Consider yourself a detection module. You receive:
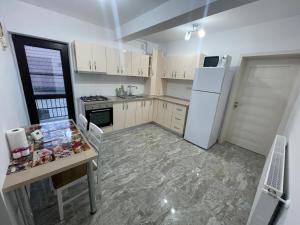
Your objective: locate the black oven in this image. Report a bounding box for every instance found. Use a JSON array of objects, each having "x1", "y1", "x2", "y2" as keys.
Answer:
[{"x1": 85, "y1": 103, "x2": 113, "y2": 129}]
